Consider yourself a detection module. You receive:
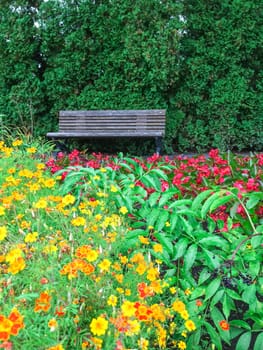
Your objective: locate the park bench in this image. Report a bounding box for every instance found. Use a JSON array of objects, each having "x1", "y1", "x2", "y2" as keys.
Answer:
[{"x1": 46, "y1": 109, "x2": 166, "y2": 154}]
